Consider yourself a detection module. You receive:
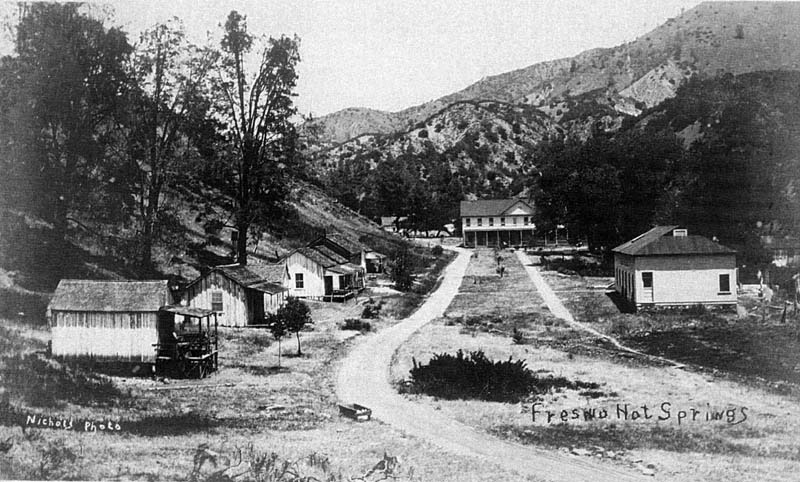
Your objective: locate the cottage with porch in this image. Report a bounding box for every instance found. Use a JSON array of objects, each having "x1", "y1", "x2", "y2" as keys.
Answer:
[
  {"x1": 460, "y1": 199, "x2": 536, "y2": 248},
  {"x1": 284, "y1": 235, "x2": 366, "y2": 301},
  {"x1": 184, "y1": 263, "x2": 288, "y2": 327},
  {"x1": 48, "y1": 280, "x2": 173, "y2": 362},
  {"x1": 613, "y1": 226, "x2": 737, "y2": 310}
]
